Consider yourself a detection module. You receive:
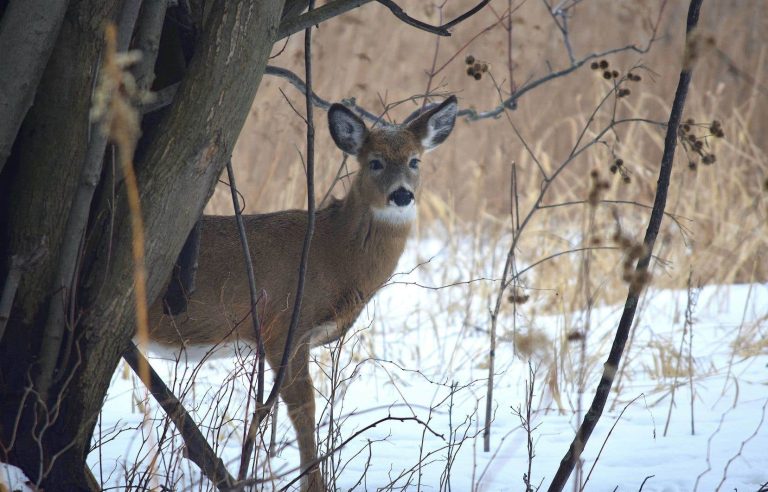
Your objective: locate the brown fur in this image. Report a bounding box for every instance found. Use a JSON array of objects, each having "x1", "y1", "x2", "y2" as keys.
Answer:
[{"x1": 145, "y1": 98, "x2": 457, "y2": 491}]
